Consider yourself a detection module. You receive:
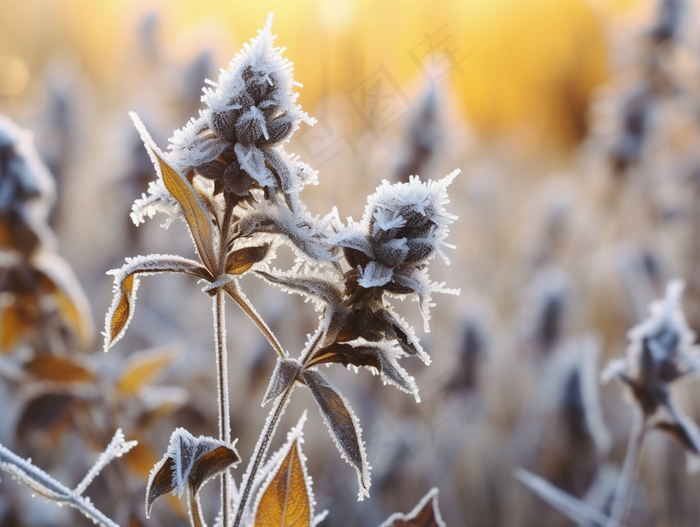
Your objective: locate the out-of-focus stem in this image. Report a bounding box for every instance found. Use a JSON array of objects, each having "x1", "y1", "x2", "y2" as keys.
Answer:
[
  {"x1": 214, "y1": 289, "x2": 231, "y2": 527},
  {"x1": 606, "y1": 413, "x2": 646, "y2": 527},
  {"x1": 0, "y1": 443, "x2": 119, "y2": 527}
]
